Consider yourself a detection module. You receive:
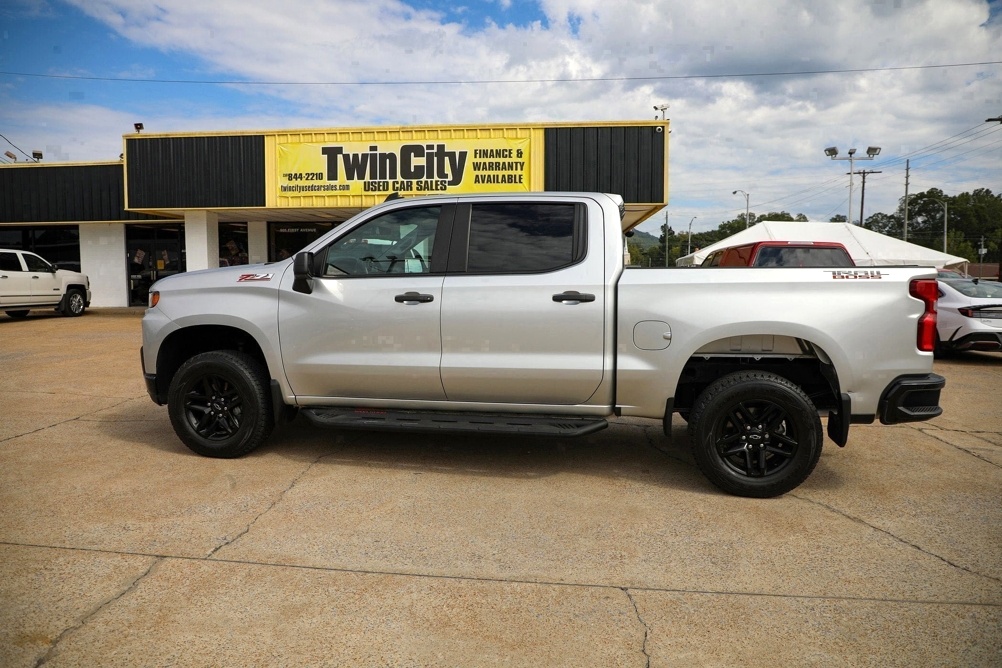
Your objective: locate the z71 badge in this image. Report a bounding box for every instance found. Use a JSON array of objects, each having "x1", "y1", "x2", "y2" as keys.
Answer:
[
  {"x1": 828, "y1": 270, "x2": 886, "y2": 280},
  {"x1": 237, "y1": 273, "x2": 274, "y2": 282}
]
